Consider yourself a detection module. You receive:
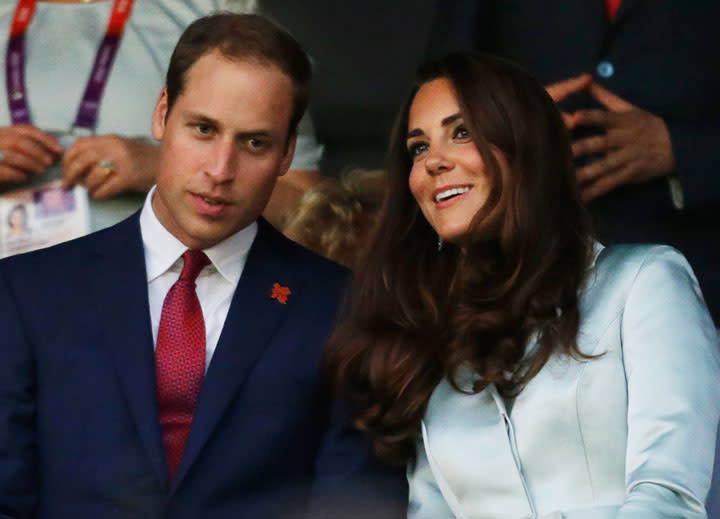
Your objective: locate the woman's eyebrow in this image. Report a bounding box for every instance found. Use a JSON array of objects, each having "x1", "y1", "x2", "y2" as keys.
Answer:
[
  {"x1": 407, "y1": 113, "x2": 463, "y2": 140},
  {"x1": 441, "y1": 113, "x2": 462, "y2": 126}
]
